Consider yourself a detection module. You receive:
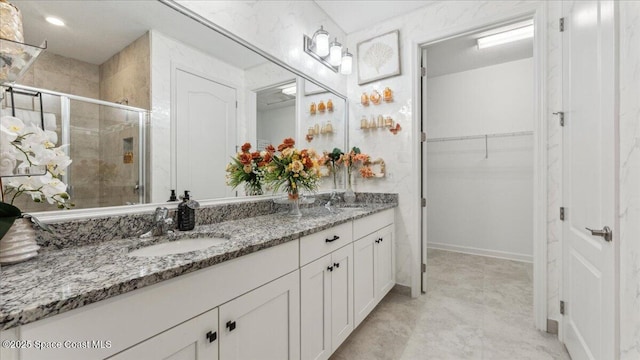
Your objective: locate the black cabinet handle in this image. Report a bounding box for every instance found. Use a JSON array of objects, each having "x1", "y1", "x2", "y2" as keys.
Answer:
[
  {"x1": 379, "y1": 237, "x2": 383, "y2": 242},
  {"x1": 327, "y1": 265, "x2": 334, "y2": 272},
  {"x1": 333, "y1": 262, "x2": 340, "y2": 268},
  {"x1": 325, "y1": 235, "x2": 340, "y2": 243},
  {"x1": 226, "y1": 321, "x2": 236, "y2": 331},
  {"x1": 206, "y1": 330, "x2": 217, "y2": 343}
]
